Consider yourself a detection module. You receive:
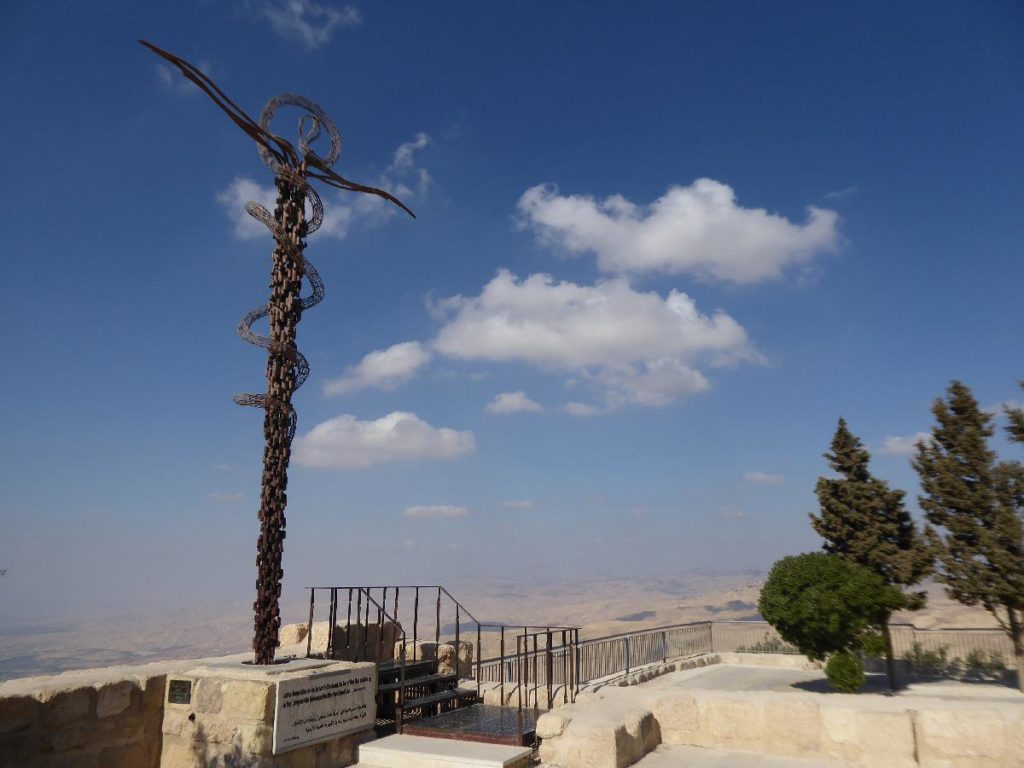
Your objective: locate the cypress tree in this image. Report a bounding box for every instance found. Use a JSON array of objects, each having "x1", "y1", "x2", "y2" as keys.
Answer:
[
  {"x1": 914, "y1": 381, "x2": 1024, "y2": 691},
  {"x1": 811, "y1": 417, "x2": 931, "y2": 688},
  {"x1": 1006, "y1": 381, "x2": 1024, "y2": 445}
]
